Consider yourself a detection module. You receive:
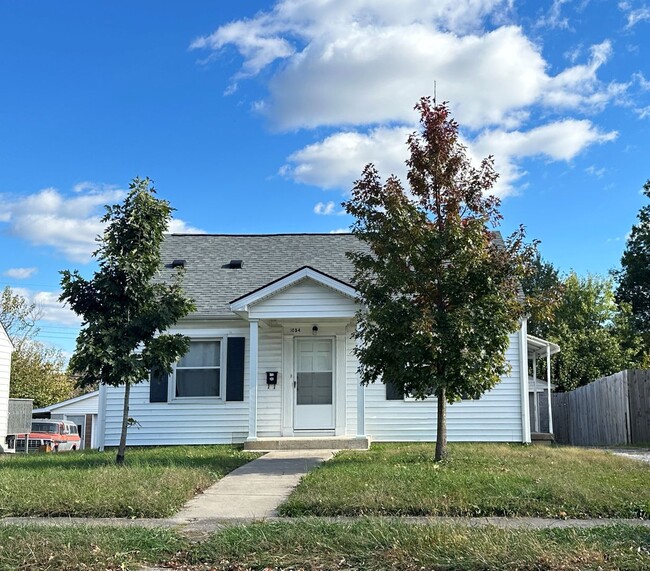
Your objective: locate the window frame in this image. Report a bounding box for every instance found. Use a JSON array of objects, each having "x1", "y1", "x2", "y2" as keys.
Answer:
[{"x1": 171, "y1": 337, "x2": 226, "y2": 402}]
